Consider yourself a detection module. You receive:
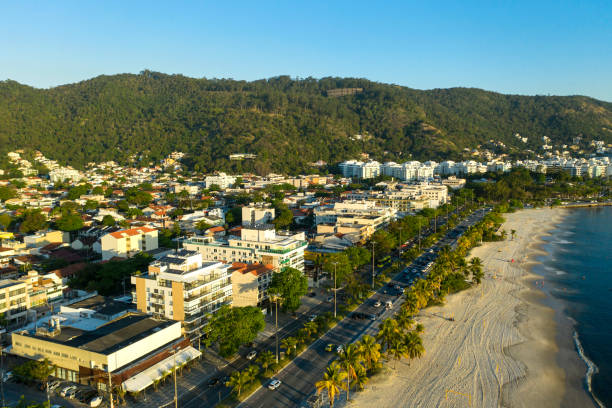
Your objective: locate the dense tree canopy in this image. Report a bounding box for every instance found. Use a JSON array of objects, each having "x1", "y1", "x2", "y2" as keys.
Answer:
[
  {"x1": 203, "y1": 305, "x2": 265, "y2": 357},
  {"x1": 268, "y1": 267, "x2": 309, "y2": 312},
  {"x1": 1, "y1": 73, "x2": 610, "y2": 174}
]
